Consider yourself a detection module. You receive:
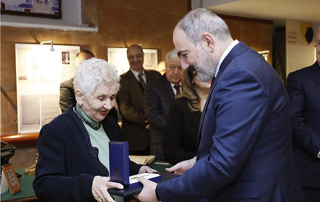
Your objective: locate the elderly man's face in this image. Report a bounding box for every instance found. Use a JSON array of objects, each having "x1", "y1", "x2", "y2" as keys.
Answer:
[
  {"x1": 80, "y1": 81, "x2": 118, "y2": 122},
  {"x1": 173, "y1": 28, "x2": 217, "y2": 82},
  {"x1": 165, "y1": 57, "x2": 183, "y2": 85},
  {"x1": 127, "y1": 46, "x2": 144, "y2": 72},
  {"x1": 317, "y1": 31, "x2": 320, "y2": 65}
]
